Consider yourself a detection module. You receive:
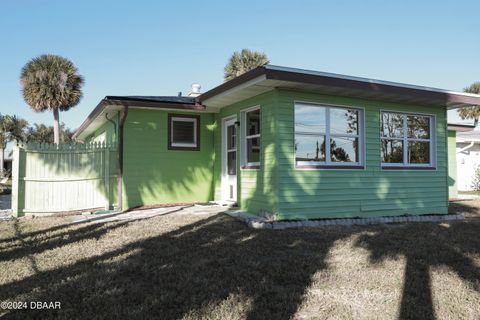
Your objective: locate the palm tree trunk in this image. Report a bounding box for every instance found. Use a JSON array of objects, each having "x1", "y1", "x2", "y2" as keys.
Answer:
[
  {"x1": 0, "y1": 148, "x2": 5, "y2": 176},
  {"x1": 53, "y1": 108, "x2": 60, "y2": 144},
  {"x1": 0, "y1": 148, "x2": 4, "y2": 175}
]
